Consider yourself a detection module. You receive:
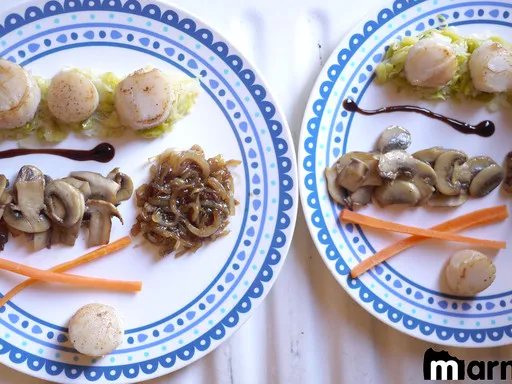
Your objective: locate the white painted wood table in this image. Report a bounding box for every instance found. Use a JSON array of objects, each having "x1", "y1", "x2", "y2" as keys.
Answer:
[{"x1": 2, "y1": 0, "x2": 512, "y2": 383}]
